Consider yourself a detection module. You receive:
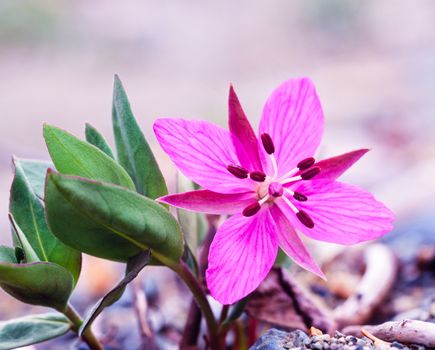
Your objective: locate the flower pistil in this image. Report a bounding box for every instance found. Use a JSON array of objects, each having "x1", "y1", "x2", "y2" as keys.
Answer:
[{"x1": 227, "y1": 132, "x2": 319, "y2": 228}]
